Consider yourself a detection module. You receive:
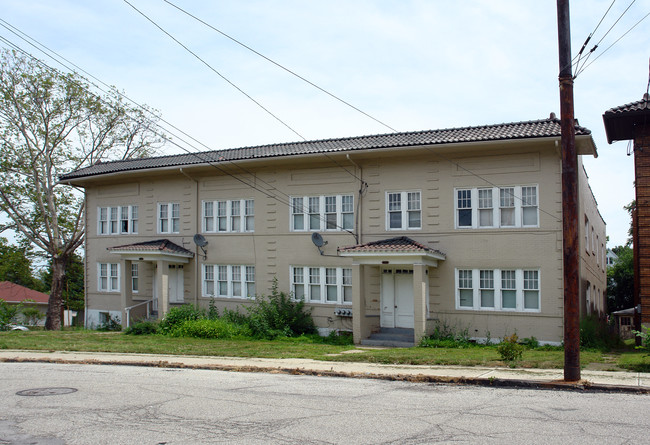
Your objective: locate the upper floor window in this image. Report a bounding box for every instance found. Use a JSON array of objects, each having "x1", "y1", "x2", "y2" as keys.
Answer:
[
  {"x1": 455, "y1": 186, "x2": 538, "y2": 229},
  {"x1": 456, "y1": 268, "x2": 540, "y2": 312},
  {"x1": 203, "y1": 199, "x2": 254, "y2": 233},
  {"x1": 291, "y1": 266, "x2": 352, "y2": 304},
  {"x1": 98, "y1": 206, "x2": 138, "y2": 235},
  {"x1": 291, "y1": 195, "x2": 354, "y2": 232},
  {"x1": 386, "y1": 191, "x2": 421, "y2": 230},
  {"x1": 98, "y1": 263, "x2": 120, "y2": 292},
  {"x1": 158, "y1": 203, "x2": 180, "y2": 234}
]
